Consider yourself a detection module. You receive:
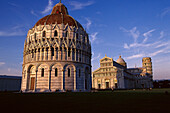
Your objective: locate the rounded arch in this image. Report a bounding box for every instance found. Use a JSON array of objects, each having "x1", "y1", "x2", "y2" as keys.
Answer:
[
  {"x1": 63, "y1": 64, "x2": 76, "y2": 71},
  {"x1": 36, "y1": 63, "x2": 50, "y2": 71},
  {"x1": 54, "y1": 30, "x2": 58, "y2": 37},
  {"x1": 50, "y1": 63, "x2": 63, "y2": 71},
  {"x1": 26, "y1": 64, "x2": 36, "y2": 91},
  {"x1": 63, "y1": 64, "x2": 76, "y2": 90}
]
